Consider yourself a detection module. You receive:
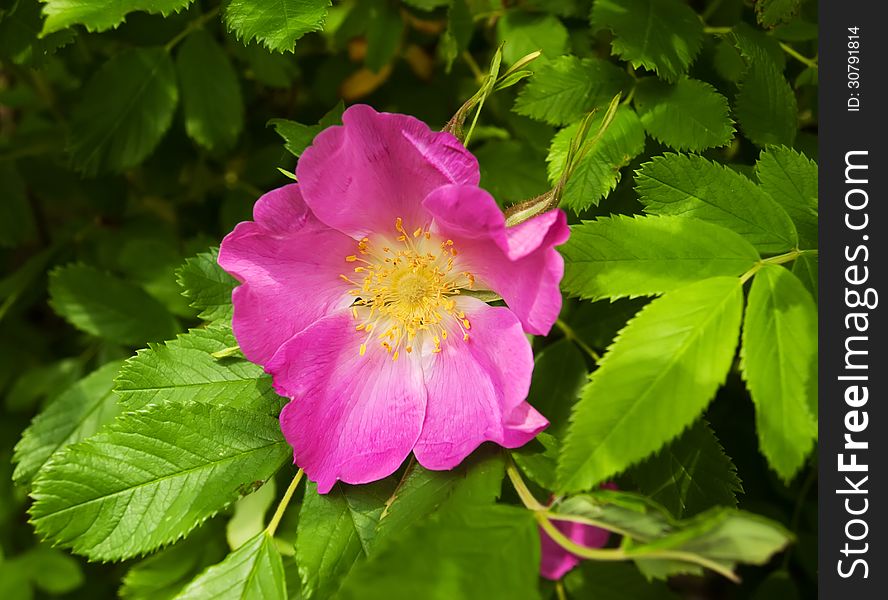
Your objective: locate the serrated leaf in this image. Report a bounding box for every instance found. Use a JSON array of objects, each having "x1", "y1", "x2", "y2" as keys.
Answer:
[
  {"x1": 591, "y1": 0, "x2": 703, "y2": 82},
  {"x1": 68, "y1": 47, "x2": 178, "y2": 174},
  {"x1": 633, "y1": 77, "x2": 734, "y2": 151},
  {"x1": 547, "y1": 107, "x2": 646, "y2": 212},
  {"x1": 755, "y1": 146, "x2": 818, "y2": 249},
  {"x1": 558, "y1": 277, "x2": 744, "y2": 492},
  {"x1": 176, "y1": 30, "x2": 244, "y2": 151},
  {"x1": 13, "y1": 360, "x2": 124, "y2": 486},
  {"x1": 514, "y1": 55, "x2": 632, "y2": 126},
  {"x1": 120, "y1": 523, "x2": 227, "y2": 600},
  {"x1": 561, "y1": 215, "x2": 760, "y2": 301},
  {"x1": 175, "y1": 532, "x2": 286, "y2": 600},
  {"x1": 632, "y1": 419, "x2": 743, "y2": 517},
  {"x1": 496, "y1": 11, "x2": 568, "y2": 64},
  {"x1": 114, "y1": 324, "x2": 282, "y2": 413},
  {"x1": 755, "y1": 0, "x2": 800, "y2": 28},
  {"x1": 734, "y1": 45, "x2": 797, "y2": 147},
  {"x1": 29, "y1": 402, "x2": 290, "y2": 560},
  {"x1": 48, "y1": 264, "x2": 178, "y2": 345},
  {"x1": 635, "y1": 153, "x2": 798, "y2": 253},
  {"x1": 175, "y1": 249, "x2": 236, "y2": 321},
  {"x1": 223, "y1": 0, "x2": 330, "y2": 53},
  {"x1": 39, "y1": 0, "x2": 193, "y2": 35},
  {"x1": 740, "y1": 265, "x2": 817, "y2": 482},
  {"x1": 337, "y1": 505, "x2": 540, "y2": 600},
  {"x1": 269, "y1": 101, "x2": 345, "y2": 157},
  {"x1": 295, "y1": 479, "x2": 396, "y2": 599}
]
